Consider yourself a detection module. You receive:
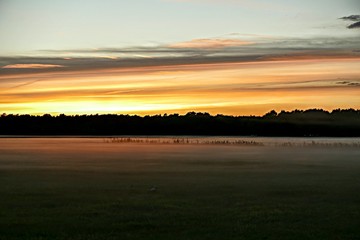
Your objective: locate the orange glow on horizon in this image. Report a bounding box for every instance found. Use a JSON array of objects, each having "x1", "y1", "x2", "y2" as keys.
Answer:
[{"x1": 1, "y1": 58, "x2": 359, "y2": 116}]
